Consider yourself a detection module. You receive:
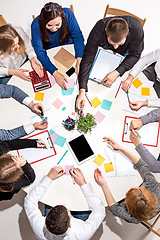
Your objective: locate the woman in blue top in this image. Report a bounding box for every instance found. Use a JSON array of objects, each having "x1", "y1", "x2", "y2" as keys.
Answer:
[{"x1": 31, "y1": 2, "x2": 85, "y2": 89}]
